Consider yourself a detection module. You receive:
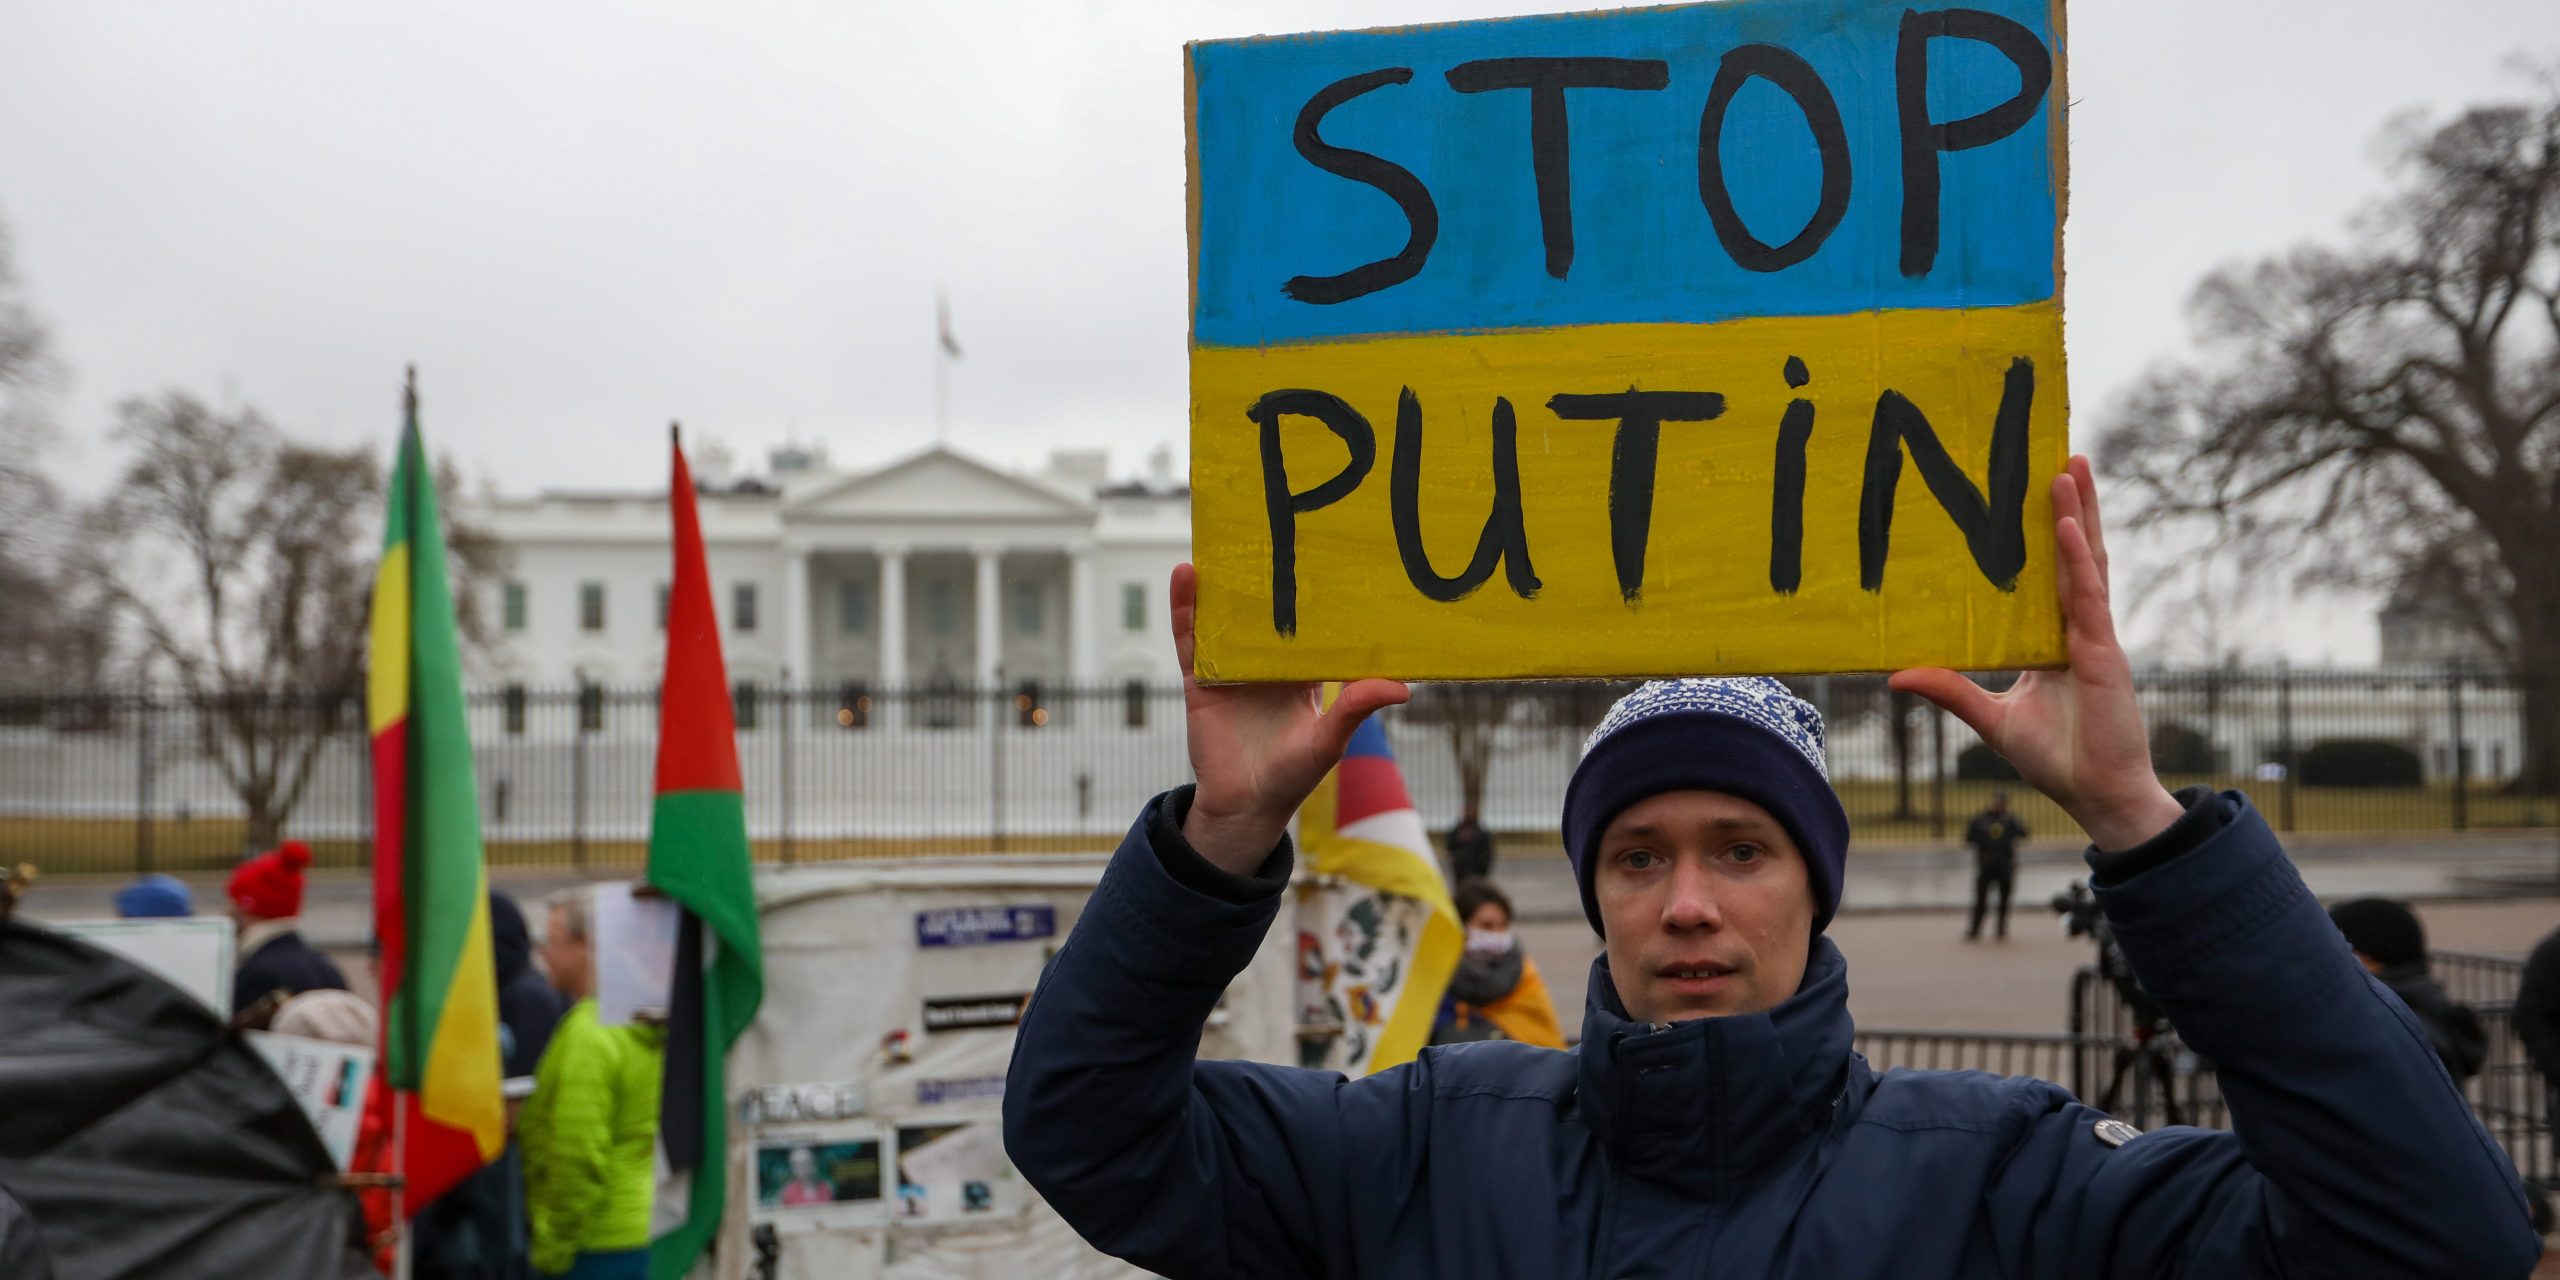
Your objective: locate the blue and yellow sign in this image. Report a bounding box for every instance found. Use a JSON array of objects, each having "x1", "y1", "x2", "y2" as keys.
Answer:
[{"x1": 1185, "y1": 0, "x2": 2069, "y2": 681}]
